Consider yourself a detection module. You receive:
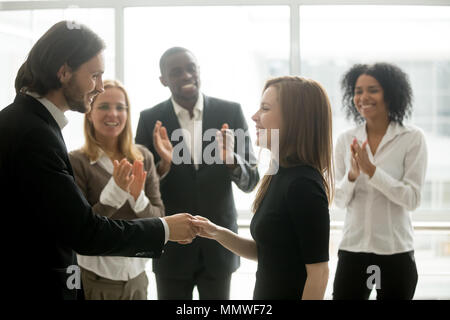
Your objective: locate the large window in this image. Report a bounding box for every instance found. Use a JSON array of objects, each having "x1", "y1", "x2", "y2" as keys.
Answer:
[
  {"x1": 124, "y1": 6, "x2": 290, "y2": 213},
  {"x1": 299, "y1": 5, "x2": 450, "y2": 221},
  {"x1": 1, "y1": 1, "x2": 449, "y2": 221},
  {"x1": 1, "y1": 0, "x2": 449, "y2": 301},
  {"x1": 0, "y1": 7, "x2": 115, "y2": 151}
]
